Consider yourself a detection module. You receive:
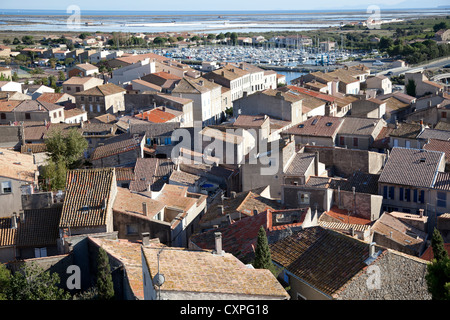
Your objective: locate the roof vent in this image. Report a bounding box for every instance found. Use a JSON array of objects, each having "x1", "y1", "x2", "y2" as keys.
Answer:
[
  {"x1": 326, "y1": 122, "x2": 332, "y2": 126},
  {"x1": 420, "y1": 158, "x2": 426, "y2": 163}
]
